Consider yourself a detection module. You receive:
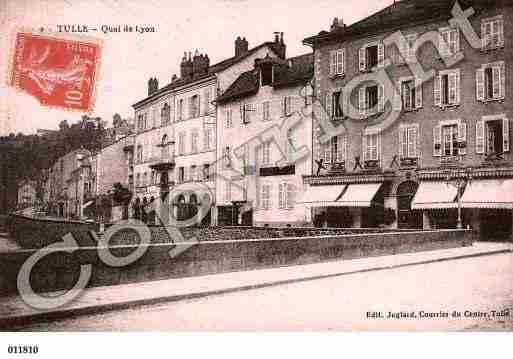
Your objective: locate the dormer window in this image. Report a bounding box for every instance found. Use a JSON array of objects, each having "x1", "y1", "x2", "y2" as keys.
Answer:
[{"x1": 261, "y1": 63, "x2": 273, "y2": 86}]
